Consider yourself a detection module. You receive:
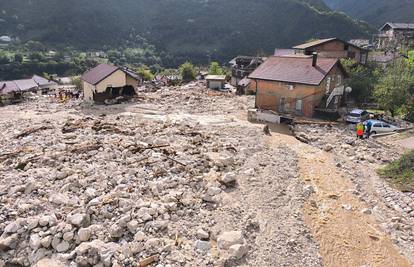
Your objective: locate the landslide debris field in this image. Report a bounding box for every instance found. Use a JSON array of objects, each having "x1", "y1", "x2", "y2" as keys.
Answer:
[{"x1": 0, "y1": 83, "x2": 413, "y2": 267}]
